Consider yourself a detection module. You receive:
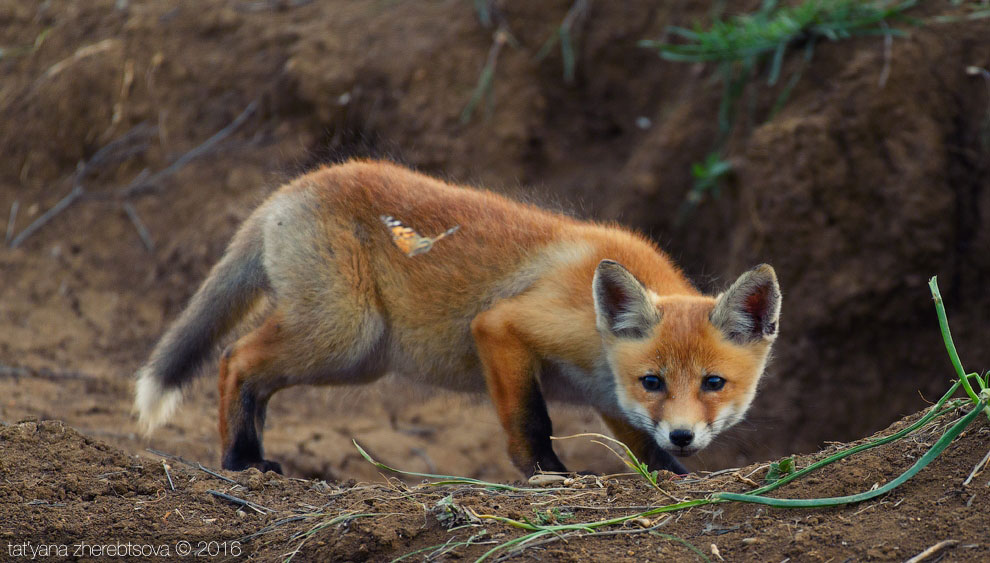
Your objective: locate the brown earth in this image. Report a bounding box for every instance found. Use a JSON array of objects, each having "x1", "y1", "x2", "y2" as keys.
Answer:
[
  {"x1": 1, "y1": 0, "x2": 989, "y2": 560},
  {"x1": 2, "y1": 405, "x2": 988, "y2": 561}
]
